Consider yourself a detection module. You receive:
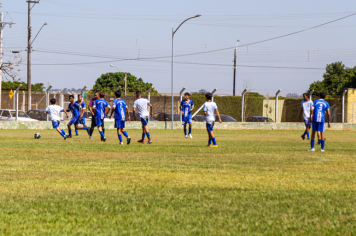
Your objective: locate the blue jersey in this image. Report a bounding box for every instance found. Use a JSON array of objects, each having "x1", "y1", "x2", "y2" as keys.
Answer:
[
  {"x1": 312, "y1": 99, "x2": 329, "y2": 123},
  {"x1": 180, "y1": 100, "x2": 194, "y2": 118},
  {"x1": 79, "y1": 101, "x2": 86, "y2": 111},
  {"x1": 93, "y1": 99, "x2": 110, "y2": 119},
  {"x1": 68, "y1": 101, "x2": 81, "y2": 118},
  {"x1": 112, "y1": 98, "x2": 127, "y2": 121}
]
